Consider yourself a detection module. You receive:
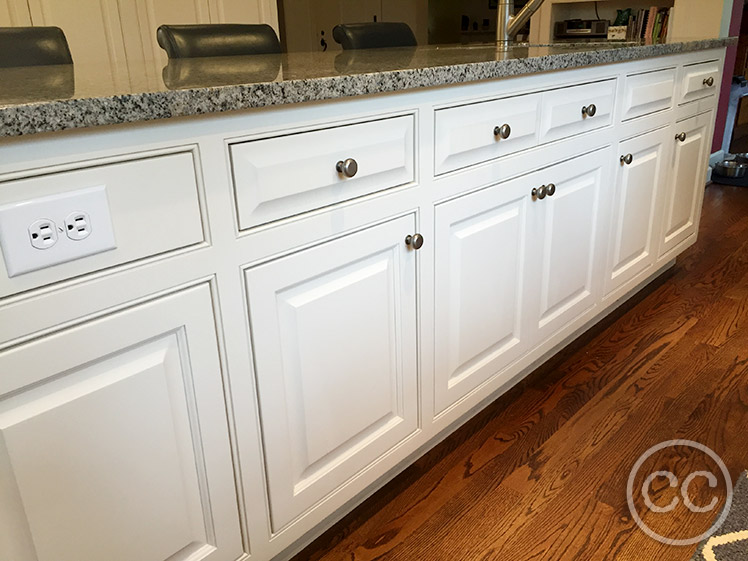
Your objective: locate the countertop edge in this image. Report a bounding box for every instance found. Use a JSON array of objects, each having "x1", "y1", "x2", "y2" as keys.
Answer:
[{"x1": 0, "y1": 37, "x2": 735, "y2": 139}]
